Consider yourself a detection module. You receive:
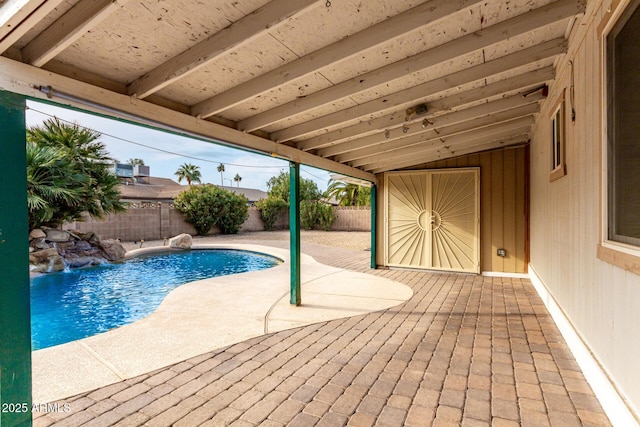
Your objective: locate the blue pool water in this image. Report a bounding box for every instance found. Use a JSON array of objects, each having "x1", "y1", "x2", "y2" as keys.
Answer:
[{"x1": 30, "y1": 249, "x2": 280, "y2": 350}]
